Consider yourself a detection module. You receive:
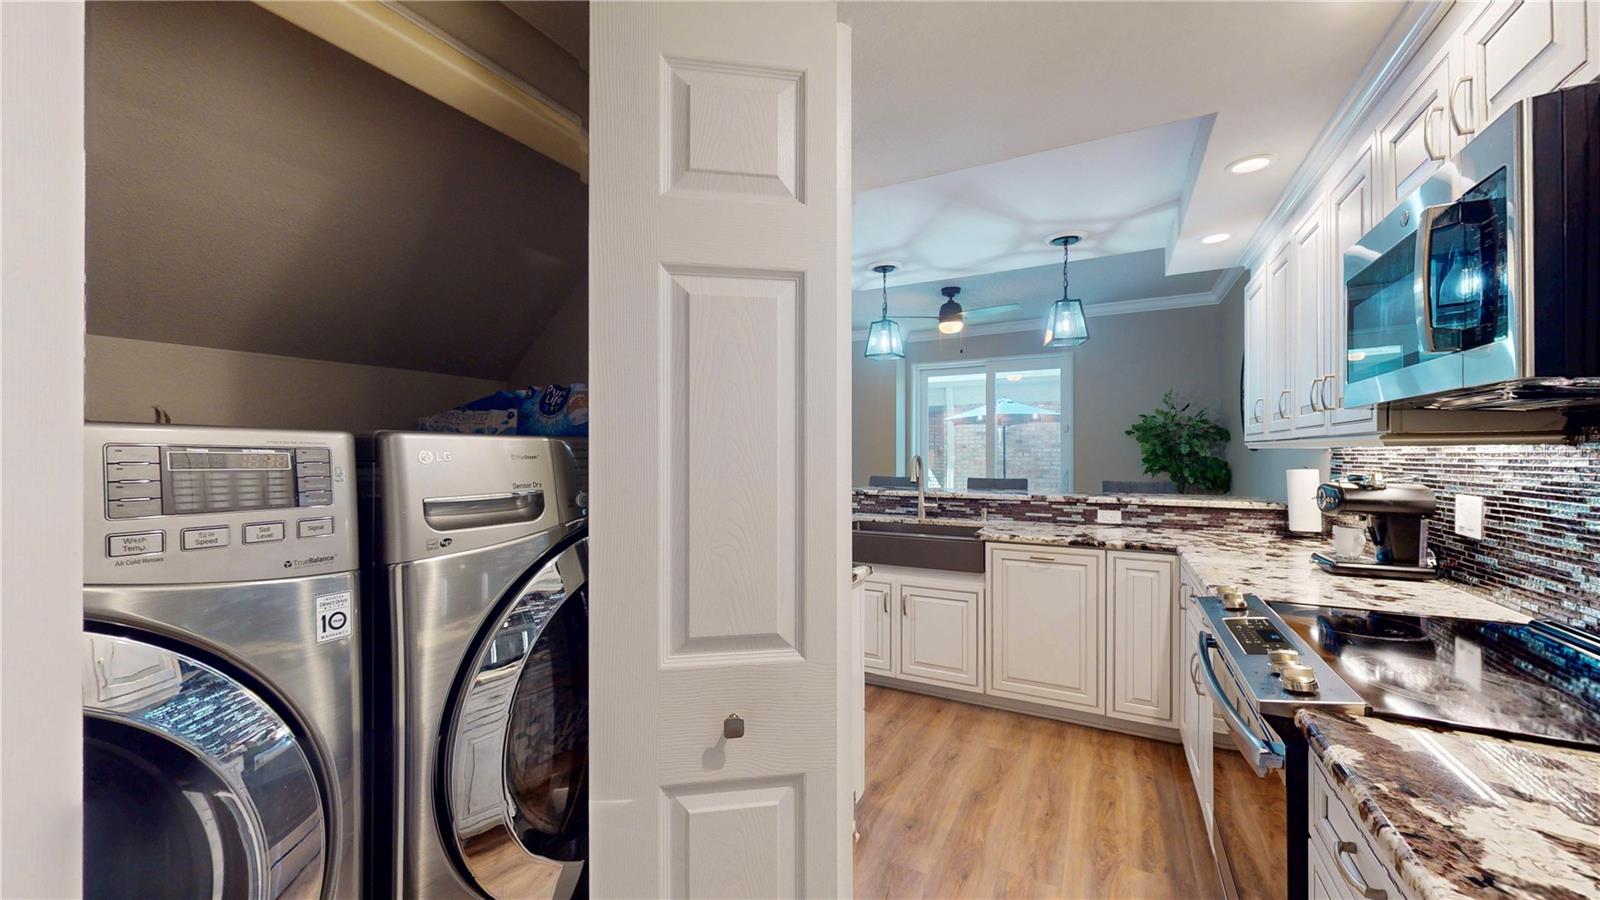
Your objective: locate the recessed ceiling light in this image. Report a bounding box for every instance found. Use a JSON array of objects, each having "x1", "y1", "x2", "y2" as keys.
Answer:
[
  {"x1": 1228, "y1": 155, "x2": 1273, "y2": 175},
  {"x1": 1201, "y1": 232, "x2": 1232, "y2": 245}
]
